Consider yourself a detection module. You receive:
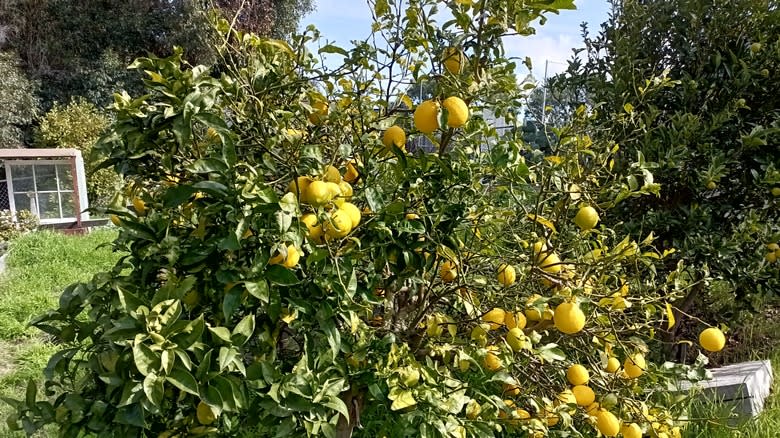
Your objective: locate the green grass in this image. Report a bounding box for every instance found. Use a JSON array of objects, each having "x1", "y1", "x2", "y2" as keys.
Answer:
[{"x1": 0, "y1": 229, "x2": 120, "y2": 437}]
